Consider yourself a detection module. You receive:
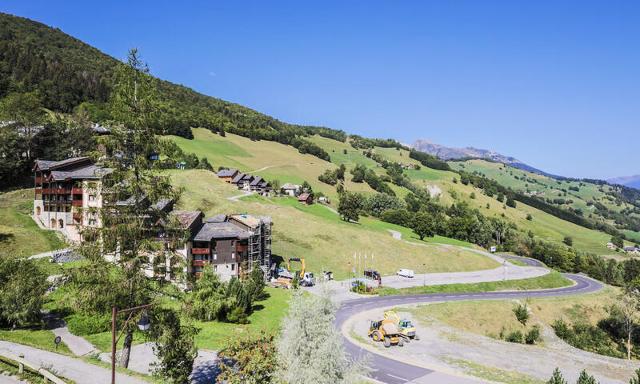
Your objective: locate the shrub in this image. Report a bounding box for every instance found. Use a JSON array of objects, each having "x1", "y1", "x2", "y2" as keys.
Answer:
[
  {"x1": 66, "y1": 313, "x2": 111, "y2": 335},
  {"x1": 505, "y1": 330, "x2": 524, "y2": 343},
  {"x1": 525, "y1": 325, "x2": 541, "y2": 344}
]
